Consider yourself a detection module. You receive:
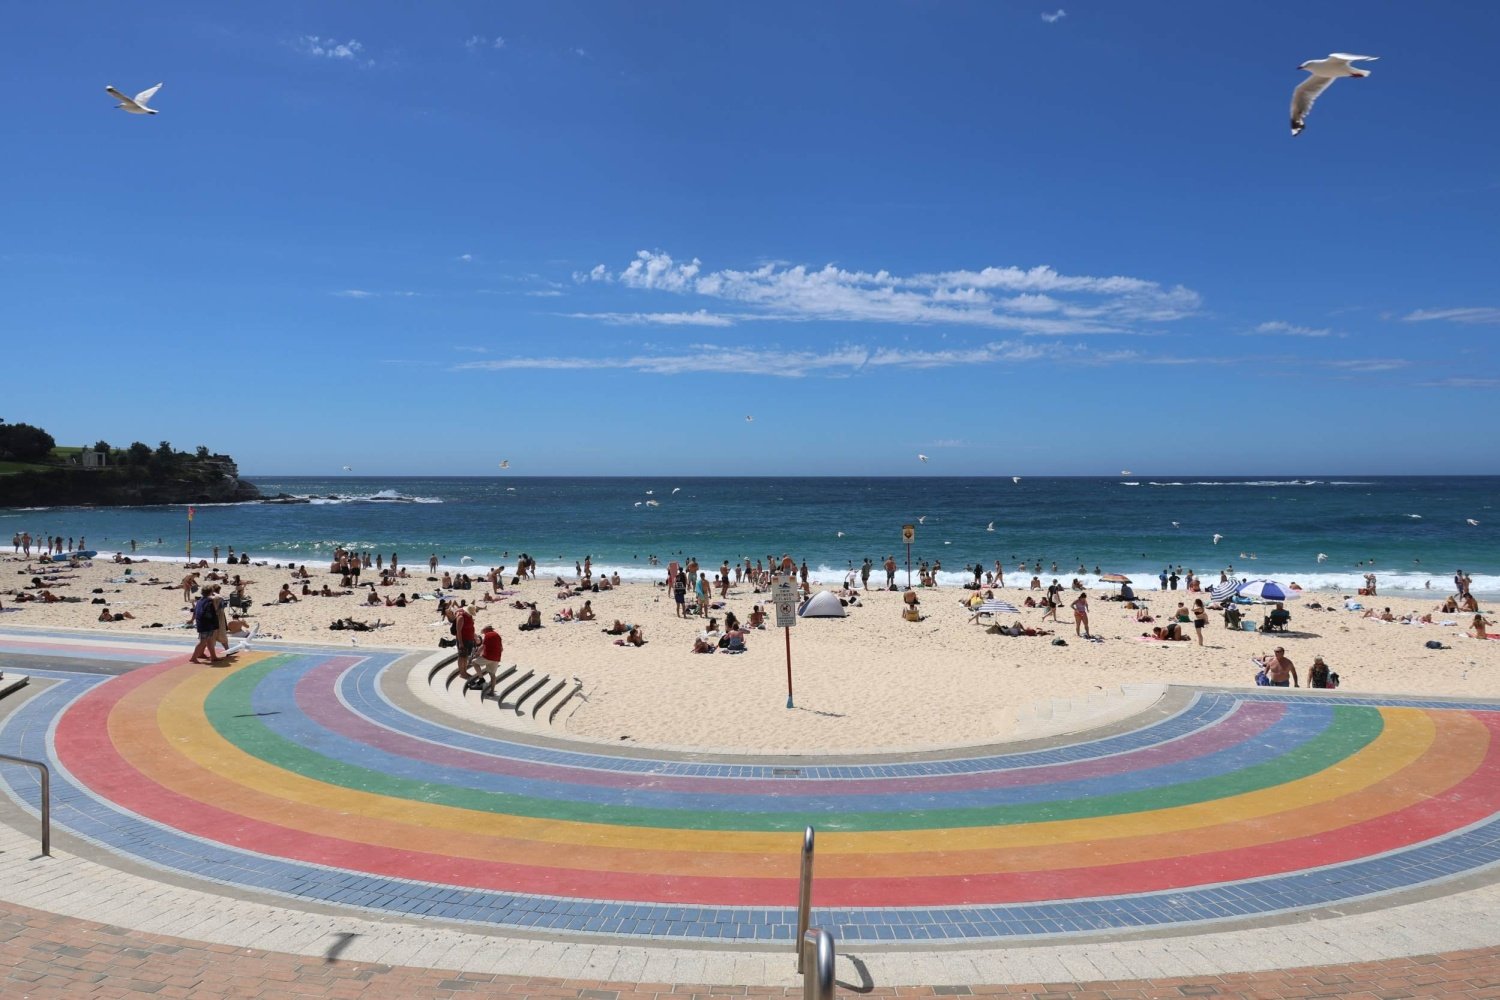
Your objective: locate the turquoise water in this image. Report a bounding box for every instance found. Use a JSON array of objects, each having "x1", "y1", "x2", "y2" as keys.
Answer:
[{"x1": 4, "y1": 476, "x2": 1497, "y2": 594}]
